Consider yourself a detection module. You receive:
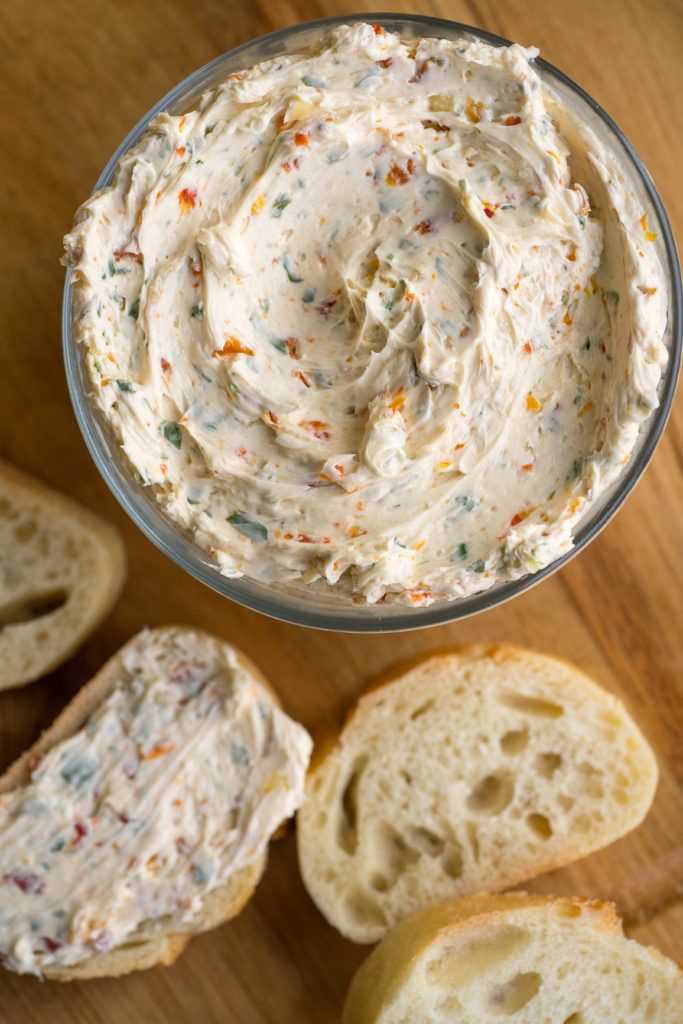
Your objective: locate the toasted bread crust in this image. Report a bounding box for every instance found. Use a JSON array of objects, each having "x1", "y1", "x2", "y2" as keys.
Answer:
[
  {"x1": 342, "y1": 893, "x2": 682, "y2": 1024},
  {"x1": 0, "y1": 459, "x2": 126, "y2": 690},
  {"x1": 298, "y1": 646, "x2": 658, "y2": 943},
  {"x1": 0, "y1": 626, "x2": 276, "y2": 979}
]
